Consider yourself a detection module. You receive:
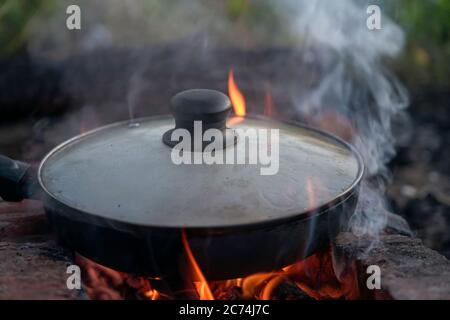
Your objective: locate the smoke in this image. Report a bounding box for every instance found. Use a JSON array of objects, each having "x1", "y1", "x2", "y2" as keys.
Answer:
[
  {"x1": 23, "y1": 0, "x2": 409, "y2": 238},
  {"x1": 271, "y1": 0, "x2": 410, "y2": 237}
]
